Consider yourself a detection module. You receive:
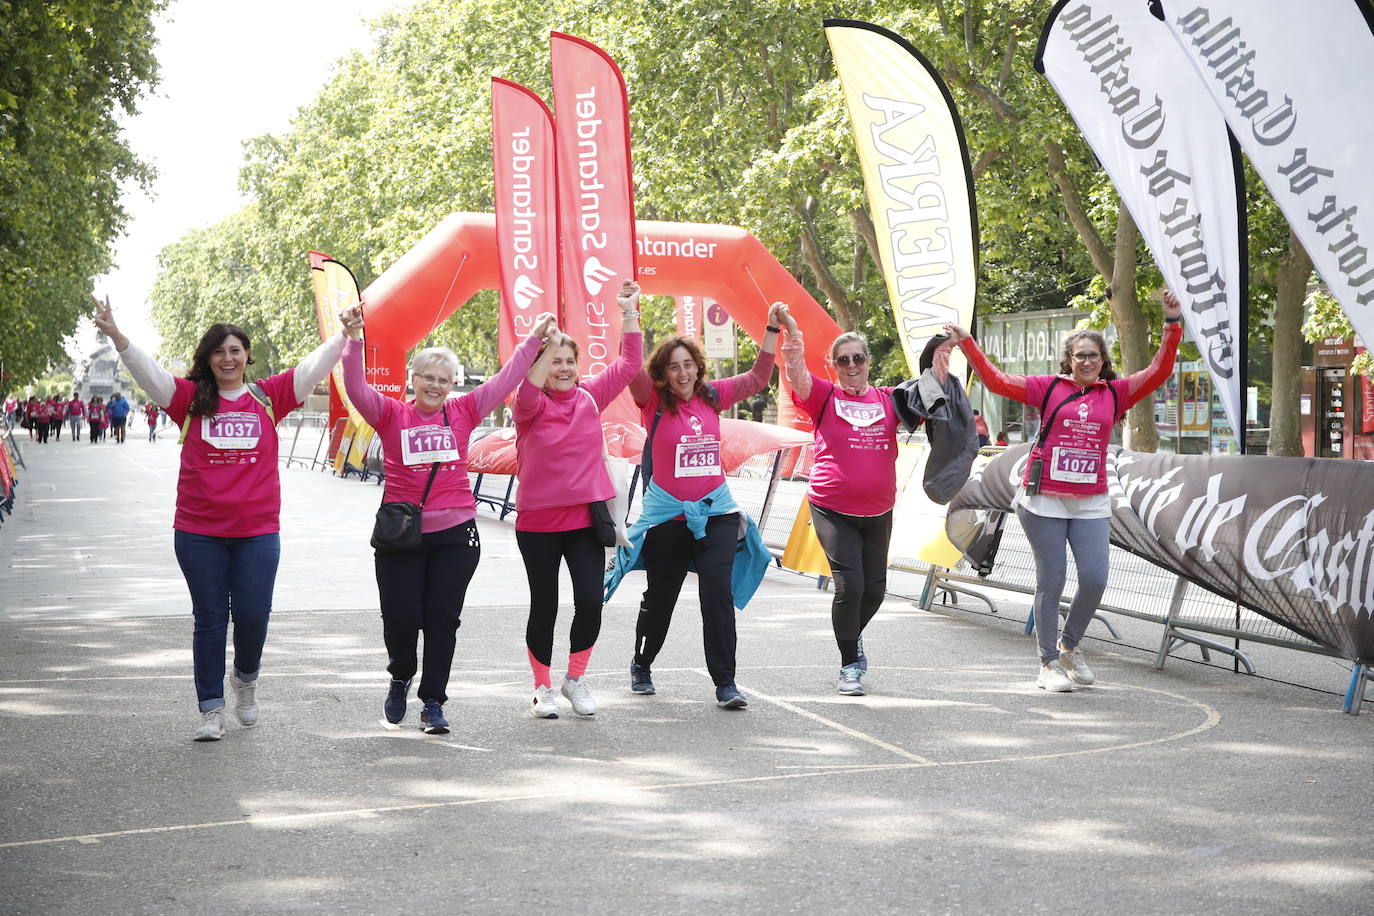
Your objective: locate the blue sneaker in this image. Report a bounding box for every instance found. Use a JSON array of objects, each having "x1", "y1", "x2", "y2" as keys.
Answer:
[
  {"x1": 419, "y1": 700, "x2": 449, "y2": 734},
  {"x1": 715, "y1": 684, "x2": 747, "y2": 709},
  {"x1": 837, "y1": 664, "x2": 865, "y2": 696},
  {"x1": 630, "y1": 663, "x2": 655, "y2": 695},
  {"x1": 384, "y1": 678, "x2": 411, "y2": 724}
]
